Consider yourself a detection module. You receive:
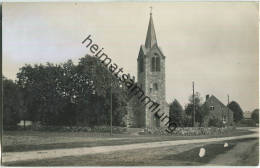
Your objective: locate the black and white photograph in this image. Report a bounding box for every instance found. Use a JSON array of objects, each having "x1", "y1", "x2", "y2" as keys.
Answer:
[{"x1": 1, "y1": 1, "x2": 259, "y2": 166}]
